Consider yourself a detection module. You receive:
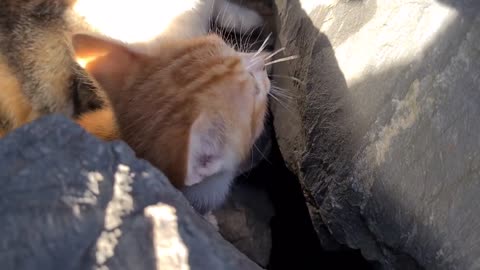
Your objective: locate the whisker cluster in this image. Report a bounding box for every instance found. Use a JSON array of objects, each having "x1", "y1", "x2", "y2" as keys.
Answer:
[
  {"x1": 253, "y1": 32, "x2": 272, "y2": 57},
  {"x1": 264, "y1": 55, "x2": 299, "y2": 66},
  {"x1": 209, "y1": 4, "x2": 302, "y2": 117},
  {"x1": 264, "y1": 47, "x2": 285, "y2": 60},
  {"x1": 270, "y1": 74, "x2": 306, "y2": 85}
]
